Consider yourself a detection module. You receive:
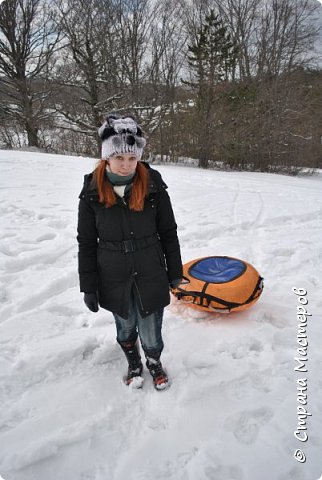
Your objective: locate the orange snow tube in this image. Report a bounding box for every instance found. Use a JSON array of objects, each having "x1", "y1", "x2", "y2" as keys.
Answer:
[{"x1": 171, "y1": 256, "x2": 264, "y2": 313}]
